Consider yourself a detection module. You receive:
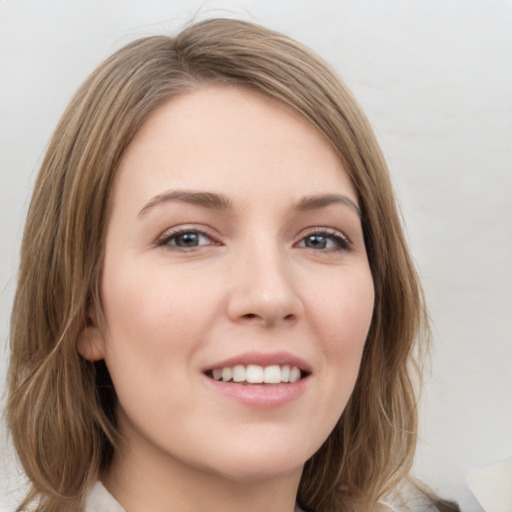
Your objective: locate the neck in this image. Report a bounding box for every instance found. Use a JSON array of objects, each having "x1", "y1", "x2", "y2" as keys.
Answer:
[{"x1": 102, "y1": 421, "x2": 303, "y2": 512}]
